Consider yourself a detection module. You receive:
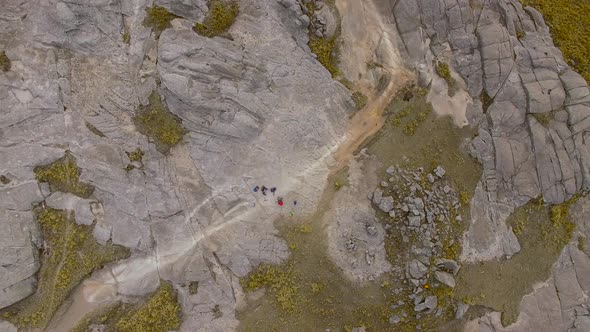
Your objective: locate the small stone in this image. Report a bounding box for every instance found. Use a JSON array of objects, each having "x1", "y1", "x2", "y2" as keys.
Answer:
[
  {"x1": 414, "y1": 302, "x2": 428, "y2": 312},
  {"x1": 435, "y1": 258, "x2": 460, "y2": 275},
  {"x1": 366, "y1": 224, "x2": 378, "y2": 236},
  {"x1": 365, "y1": 252, "x2": 375, "y2": 265},
  {"x1": 345, "y1": 239, "x2": 357, "y2": 252},
  {"x1": 401, "y1": 204, "x2": 409, "y2": 213},
  {"x1": 443, "y1": 185, "x2": 451, "y2": 194},
  {"x1": 434, "y1": 271, "x2": 456, "y2": 288},
  {"x1": 389, "y1": 315, "x2": 401, "y2": 325},
  {"x1": 381, "y1": 181, "x2": 389, "y2": 187},
  {"x1": 386, "y1": 166, "x2": 396, "y2": 175},
  {"x1": 408, "y1": 215, "x2": 421, "y2": 227},
  {"x1": 408, "y1": 259, "x2": 428, "y2": 279},
  {"x1": 379, "y1": 196, "x2": 394, "y2": 213},
  {"x1": 424, "y1": 295, "x2": 437, "y2": 310},
  {"x1": 434, "y1": 166, "x2": 446, "y2": 178},
  {"x1": 413, "y1": 295, "x2": 424, "y2": 305},
  {"x1": 372, "y1": 189, "x2": 383, "y2": 204},
  {"x1": 455, "y1": 302, "x2": 469, "y2": 319},
  {"x1": 427, "y1": 173, "x2": 435, "y2": 183}
]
